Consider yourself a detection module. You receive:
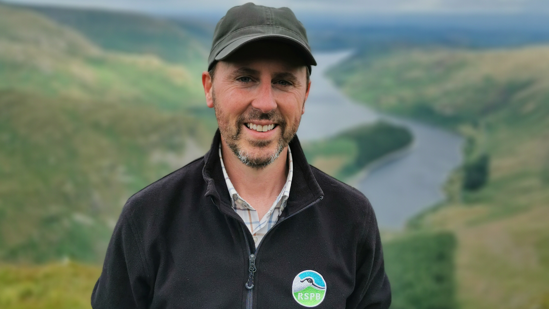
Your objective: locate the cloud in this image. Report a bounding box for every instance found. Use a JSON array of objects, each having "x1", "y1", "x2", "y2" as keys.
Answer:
[{"x1": 5, "y1": 0, "x2": 549, "y2": 15}]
